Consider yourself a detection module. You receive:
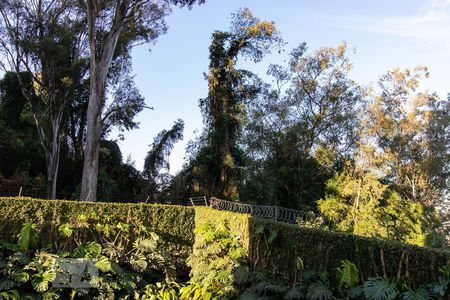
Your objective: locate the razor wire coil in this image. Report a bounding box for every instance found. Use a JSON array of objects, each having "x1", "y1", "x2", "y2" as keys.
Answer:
[{"x1": 209, "y1": 197, "x2": 316, "y2": 224}]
